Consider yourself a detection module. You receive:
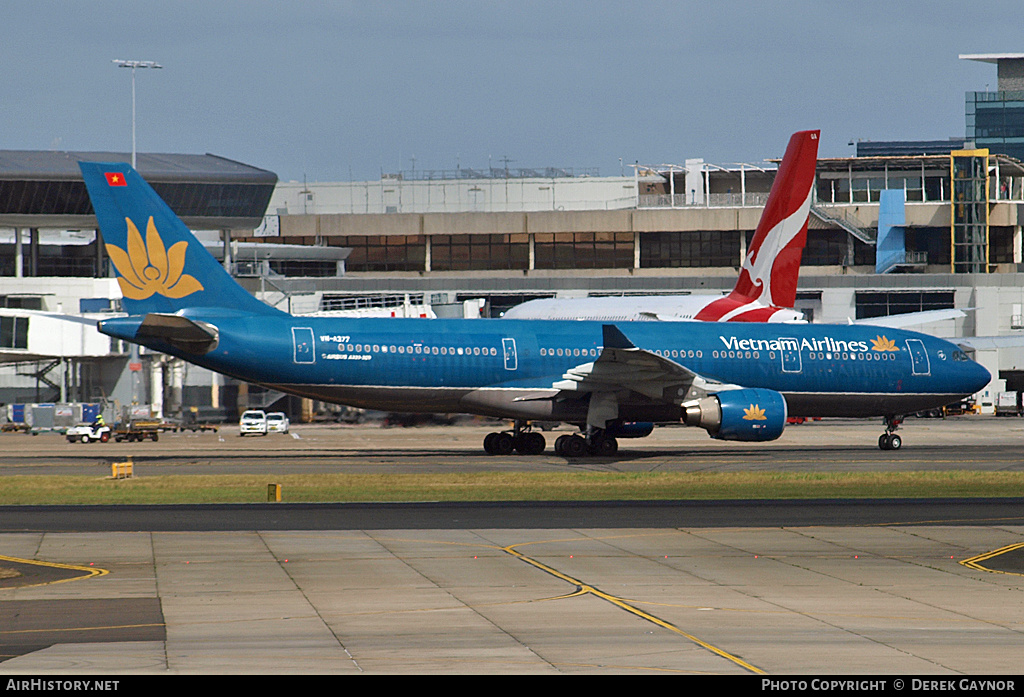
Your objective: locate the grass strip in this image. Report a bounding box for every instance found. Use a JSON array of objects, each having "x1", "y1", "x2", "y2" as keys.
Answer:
[{"x1": 0, "y1": 471, "x2": 1021, "y2": 505}]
